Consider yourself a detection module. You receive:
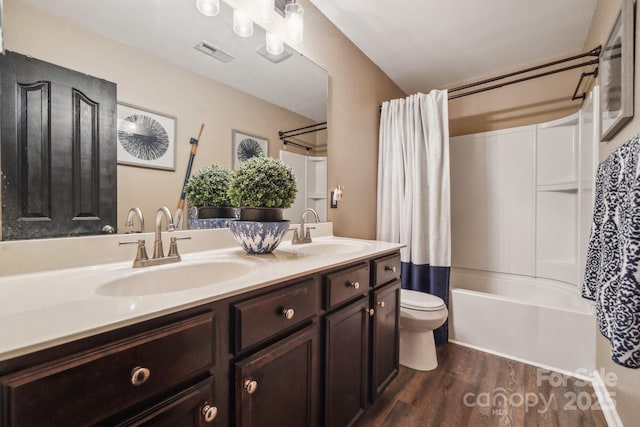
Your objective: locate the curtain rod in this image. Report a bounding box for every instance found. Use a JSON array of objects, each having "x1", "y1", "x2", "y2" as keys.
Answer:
[
  {"x1": 282, "y1": 140, "x2": 313, "y2": 151},
  {"x1": 378, "y1": 46, "x2": 601, "y2": 108},
  {"x1": 279, "y1": 122, "x2": 327, "y2": 139}
]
